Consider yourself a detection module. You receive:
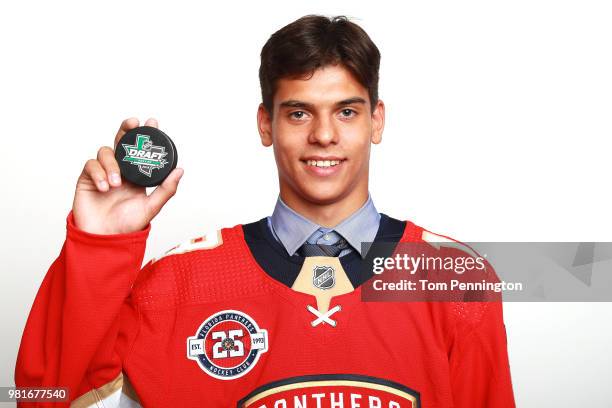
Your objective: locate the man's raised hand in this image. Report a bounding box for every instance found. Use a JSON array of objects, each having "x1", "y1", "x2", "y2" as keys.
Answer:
[{"x1": 72, "y1": 117, "x2": 184, "y2": 234}]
